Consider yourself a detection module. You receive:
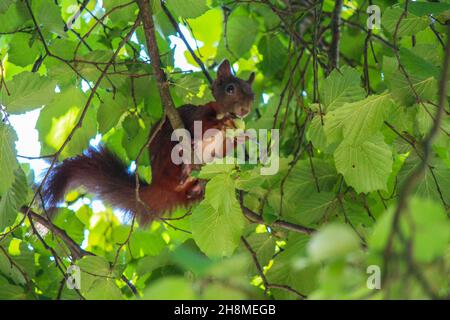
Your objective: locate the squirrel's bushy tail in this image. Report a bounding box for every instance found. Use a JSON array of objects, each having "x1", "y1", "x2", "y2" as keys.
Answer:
[
  {"x1": 42, "y1": 146, "x2": 201, "y2": 224},
  {"x1": 42, "y1": 147, "x2": 153, "y2": 221}
]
